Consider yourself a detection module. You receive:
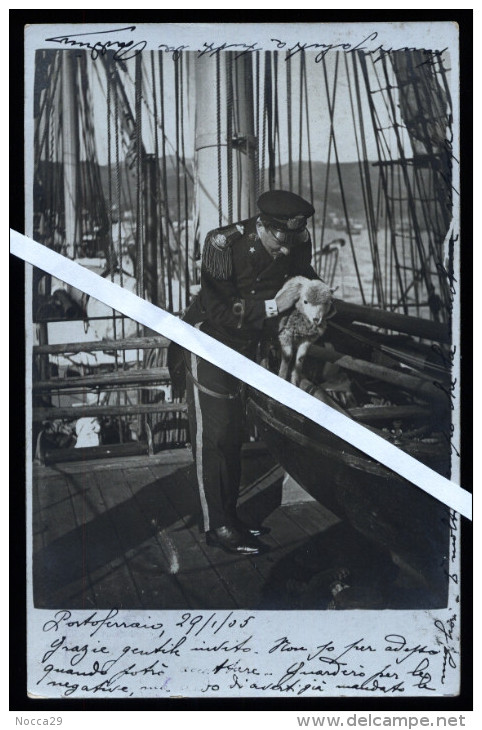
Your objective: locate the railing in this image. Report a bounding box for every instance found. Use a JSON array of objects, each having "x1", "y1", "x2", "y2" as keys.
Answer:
[{"x1": 32, "y1": 336, "x2": 188, "y2": 465}]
